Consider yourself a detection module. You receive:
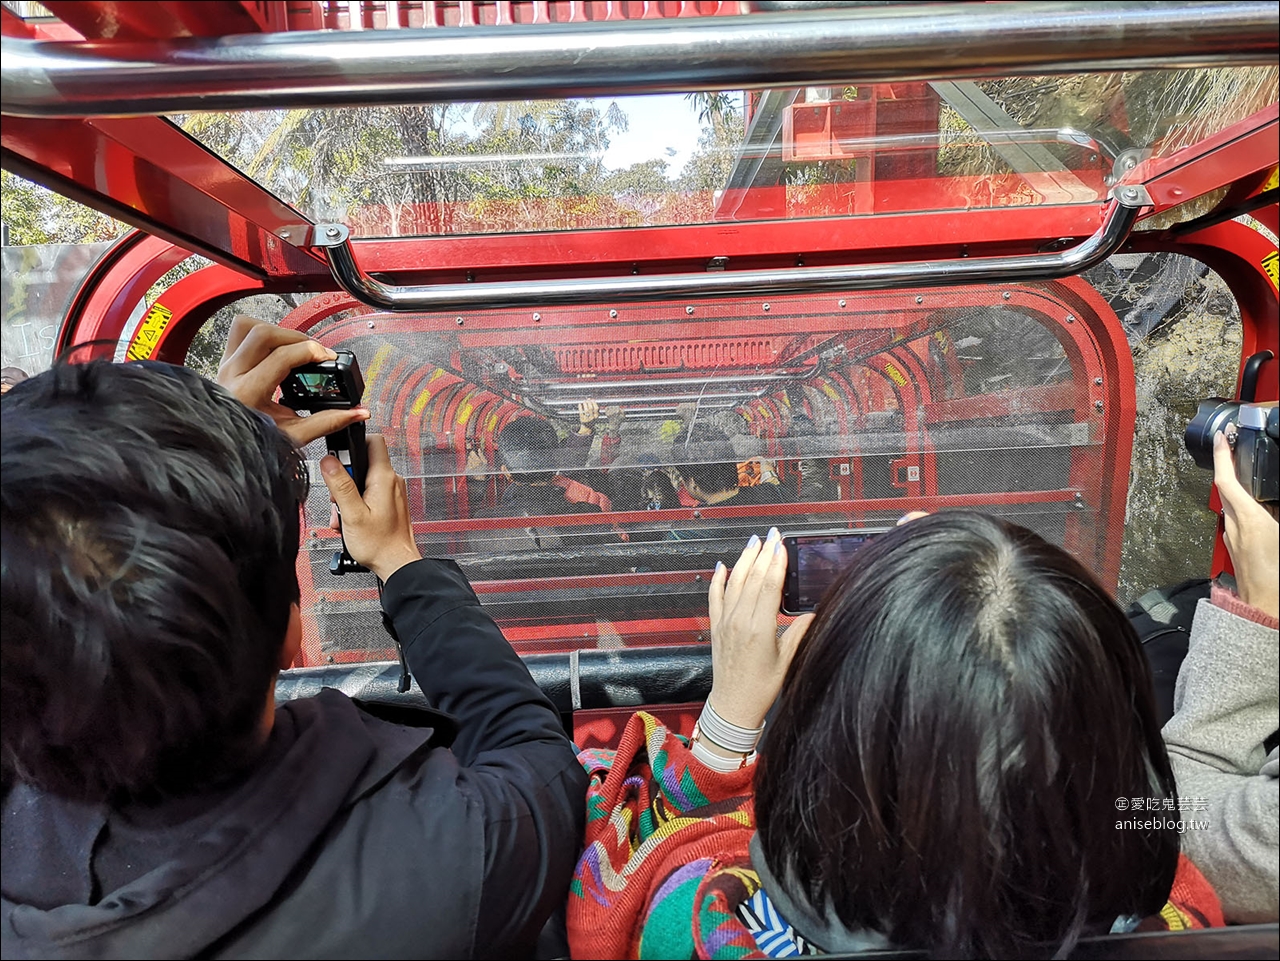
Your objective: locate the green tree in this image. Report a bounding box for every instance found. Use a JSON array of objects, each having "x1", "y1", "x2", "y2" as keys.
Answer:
[{"x1": 1, "y1": 171, "x2": 125, "y2": 246}]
